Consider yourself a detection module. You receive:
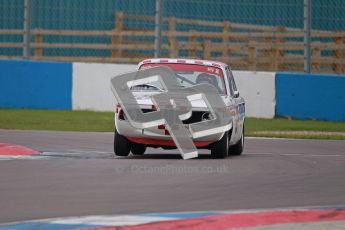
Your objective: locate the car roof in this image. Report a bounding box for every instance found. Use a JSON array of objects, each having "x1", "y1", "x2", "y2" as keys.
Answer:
[{"x1": 138, "y1": 58, "x2": 228, "y2": 69}]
